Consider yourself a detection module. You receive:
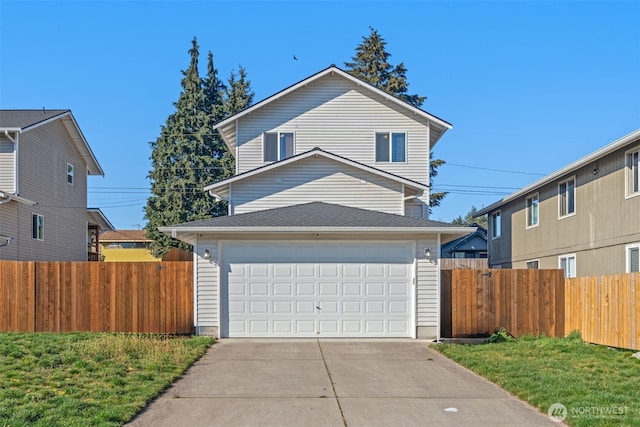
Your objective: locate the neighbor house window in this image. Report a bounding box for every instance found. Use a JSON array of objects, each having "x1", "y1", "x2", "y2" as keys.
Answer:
[
  {"x1": 526, "y1": 260, "x2": 540, "y2": 269},
  {"x1": 263, "y1": 132, "x2": 294, "y2": 162},
  {"x1": 375, "y1": 132, "x2": 406, "y2": 162},
  {"x1": 491, "y1": 211, "x2": 501, "y2": 239},
  {"x1": 67, "y1": 163, "x2": 74, "y2": 184},
  {"x1": 627, "y1": 243, "x2": 640, "y2": 273},
  {"x1": 526, "y1": 193, "x2": 539, "y2": 228},
  {"x1": 32, "y1": 214, "x2": 44, "y2": 240},
  {"x1": 558, "y1": 177, "x2": 576, "y2": 218},
  {"x1": 559, "y1": 254, "x2": 576, "y2": 278},
  {"x1": 626, "y1": 148, "x2": 639, "y2": 198}
]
